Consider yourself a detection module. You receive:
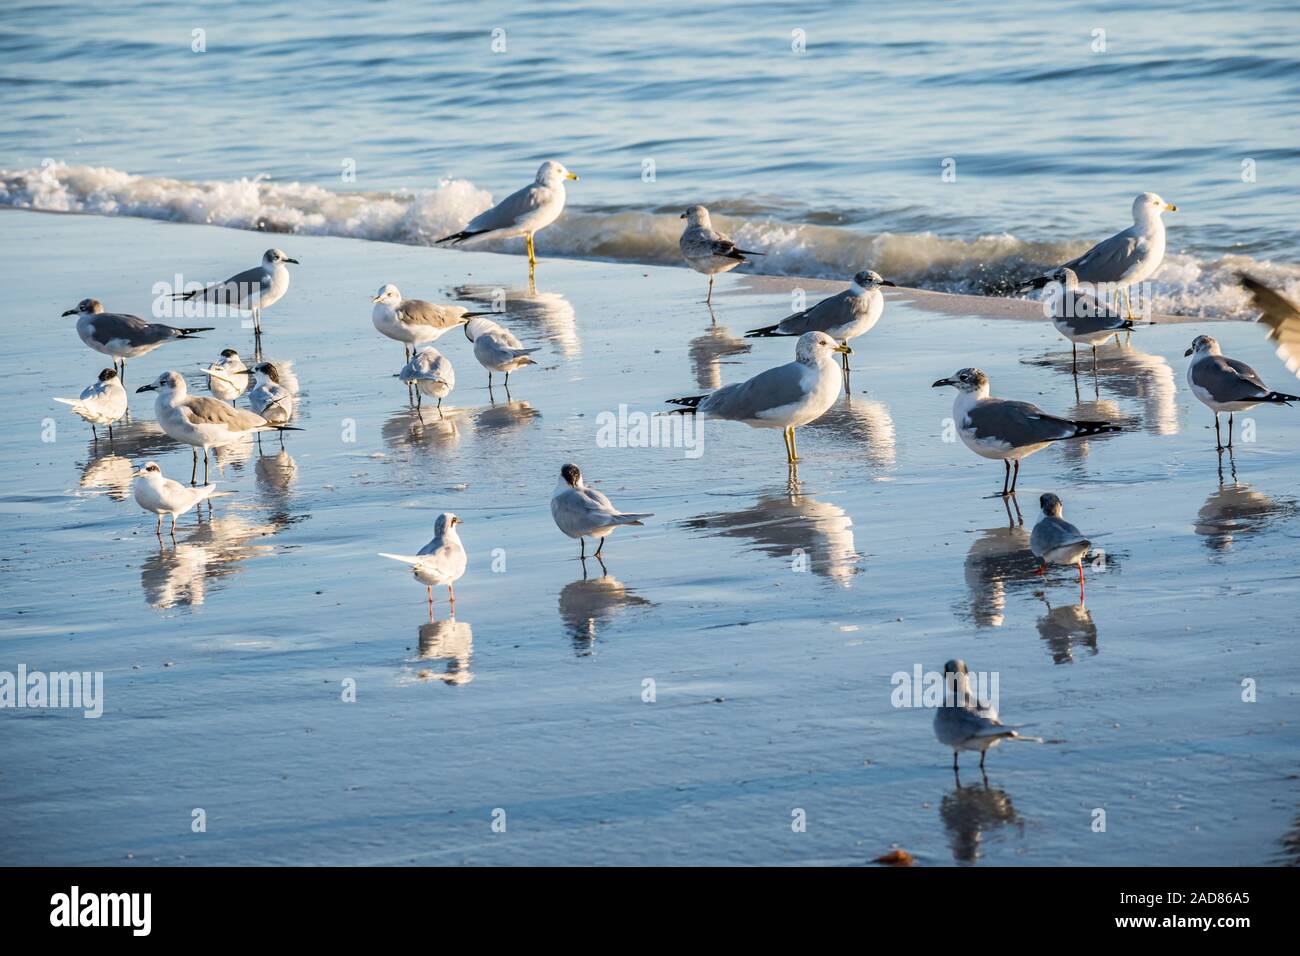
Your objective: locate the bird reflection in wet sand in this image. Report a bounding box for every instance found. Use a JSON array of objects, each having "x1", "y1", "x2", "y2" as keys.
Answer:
[
  {"x1": 682, "y1": 477, "x2": 860, "y2": 586},
  {"x1": 1058, "y1": 396, "x2": 1124, "y2": 465},
  {"x1": 1195, "y1": 450, "x2": 1296, "y2": 556},
  {"x1": 959, "y1": 497, "x2": 1031, "y2": 627},
  {"x1": 806, "y1": 393, "x2": 897, "y2": 468},
  {"x1": 255, "y1": 449, "x2": 298, "y2": 499},
  {"x1": 474, "y1": 400, "x2": 540, "y2": 435},
  {"x1": 940, "y1": 779, "x2": 1023, "y2": 864},
  {"x1": 78, "y1": 453, "x2": 136, "y2": 501},
  {"x1": 689, "y1": 308, "x2": 751, "y2": 390},
  {"x1": 452, "y1": 283, "x2": 579, "y2": 358},
  {"x1": 382, "y1": 407, "x2": 462, "y2": 455},
  {"x1": 410, "y1": 617, "x2": 474, "y2": 686},
  {"x1": 1026, "y1": 342, "x2": 1178, "y2": 436},
  {"x1": 558, "y1": 559, "x2": 653, "y2": 656},
  {"x1": 140, "y1": 509, "x2": 285, "y2": 609},
  {"x1": 1035, "y1": 592, "x2": 1098, "y2": 664},
  {"x1": 84, "y1": 418, "x2": 178, "y2": 463}
]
